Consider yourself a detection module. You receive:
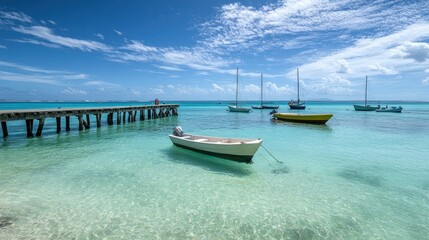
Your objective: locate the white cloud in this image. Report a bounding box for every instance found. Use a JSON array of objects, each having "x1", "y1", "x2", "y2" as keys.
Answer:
[
  {"x1": 155, "y1": 65, "x2": 184, "y2": 71},
  {"x1": 199, "y1": 0, "x2": 429, "y2": 52},
  {"x1": 321, "y1": 74, "x2": 352, "y2": 86},
  {"x1": 423, "y1": 77, "x2": 429, "y2": 85},
  {"x1": 114, "y1": 29, "x2": 122, "y2": 35},
  {"x1": 48, "y1": 20, "x2": 56, "y2": 25},
  {"x1": 12, "y1": 26, "x2": 112, "y2": 52},
  {"x1": 0, "y1": 70, "x2": 59, "y2": 84},
  {"x1": 84, "y1": 81, "x2": 121, "y2": 87},
  {"x1": 62, "y1": 87, "x2": 87, "y2": 95},
  {"x1": 0, "y1": 61, "x2": 90, "y2": 84},
  {"x1": 0, "y1": 44, "x2": 6, "y2": 49},
  {"x1": 12, "y1": 38, "x2": 62, "y2": 48},
  {"x1": 369, "y1": 63, "x2": 398, "y2": 75},
  {"x1": 395, "y1": 41, "x2": 429, "y2": 62},
  {"x1": 94, "y1": 33, "x2": 104, "y2": 40},
  {"x1": 265, "y1": 82, "x2": 293, "y2": 94},
  {"x1": 244, "y1": 84, "x2": 260, "y2": 94},
  {"x1": 0, "y1": 11, "x2": 33, "y2": 23},
  {"x1": 337, "y1": 59, "x2": 352, "y2": 74},
  {"x1": 297, "y1": 23, "x2": 429, "y2": 79},
  {"x1": 212, "y1": 83, "x2": 224, "y2": 91}
]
